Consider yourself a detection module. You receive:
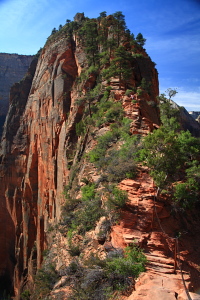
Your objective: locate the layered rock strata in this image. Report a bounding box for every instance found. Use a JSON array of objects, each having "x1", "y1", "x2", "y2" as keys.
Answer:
[
  {"x1": 0, "y1": 30, "x2": 160, "y2": 297},
  {"x1": 0, "y1": 15, "x2": 199, "y2": 300}
]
